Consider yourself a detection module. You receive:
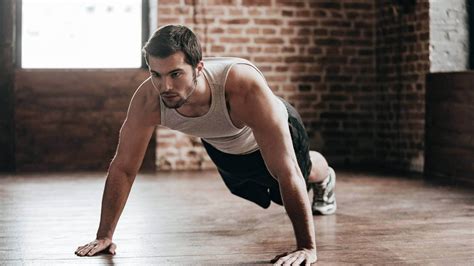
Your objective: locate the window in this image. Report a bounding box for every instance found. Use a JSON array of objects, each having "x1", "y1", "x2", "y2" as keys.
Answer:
[{"x1": 20, "y1": 0, "x2": 148, "y2": 69}]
